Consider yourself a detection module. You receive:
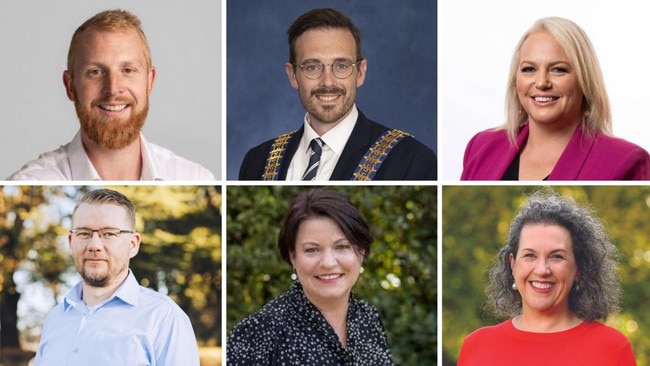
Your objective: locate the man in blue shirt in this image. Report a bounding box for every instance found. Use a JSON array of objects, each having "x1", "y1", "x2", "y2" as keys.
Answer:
[{"x1": 34, "y1": 188, "x2": 200, "y2": 365}]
